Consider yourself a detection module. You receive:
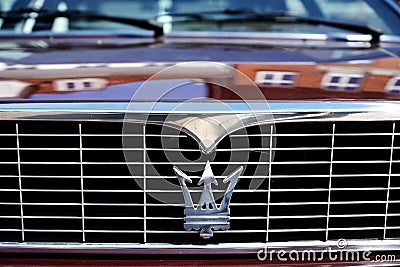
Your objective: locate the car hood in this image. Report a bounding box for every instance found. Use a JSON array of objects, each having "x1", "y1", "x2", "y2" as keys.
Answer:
[{"x1": 1, "y1": 36, "x2": 400, "y2": 102}]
